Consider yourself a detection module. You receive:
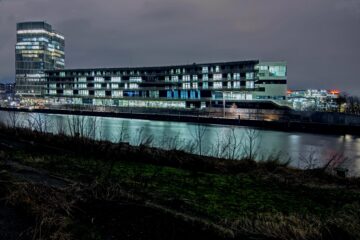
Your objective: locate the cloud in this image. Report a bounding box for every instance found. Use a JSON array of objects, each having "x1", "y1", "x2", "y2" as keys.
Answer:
[{"x1": 0, "y1": 0, "x2": 359, "y2": 94}]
